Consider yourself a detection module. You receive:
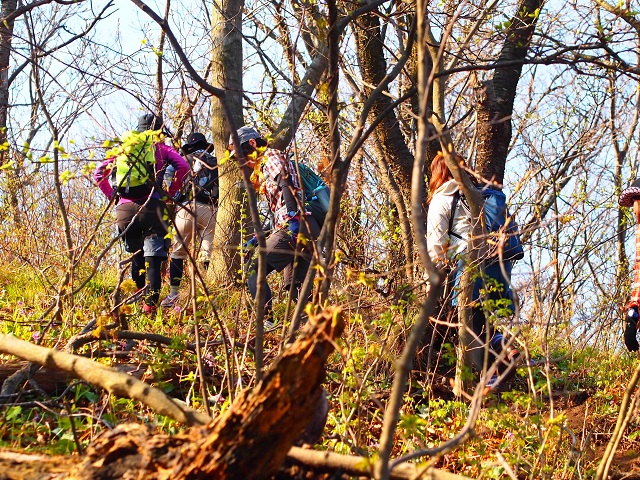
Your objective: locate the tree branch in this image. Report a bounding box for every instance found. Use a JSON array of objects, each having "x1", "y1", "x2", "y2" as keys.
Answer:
[{"x1": 0, "y1": 334, "x2": 211, "y2": 427}]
